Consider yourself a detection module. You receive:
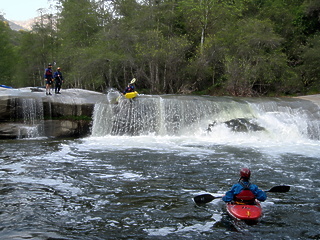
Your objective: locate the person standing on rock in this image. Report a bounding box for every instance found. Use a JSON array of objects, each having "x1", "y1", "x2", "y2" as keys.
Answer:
[
  {"x1": 44, "y1": 63, "x2": 53, "y2": 95},
  {"x1": 54, "y1": 67, "x2": 64, "y2": 94}
]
